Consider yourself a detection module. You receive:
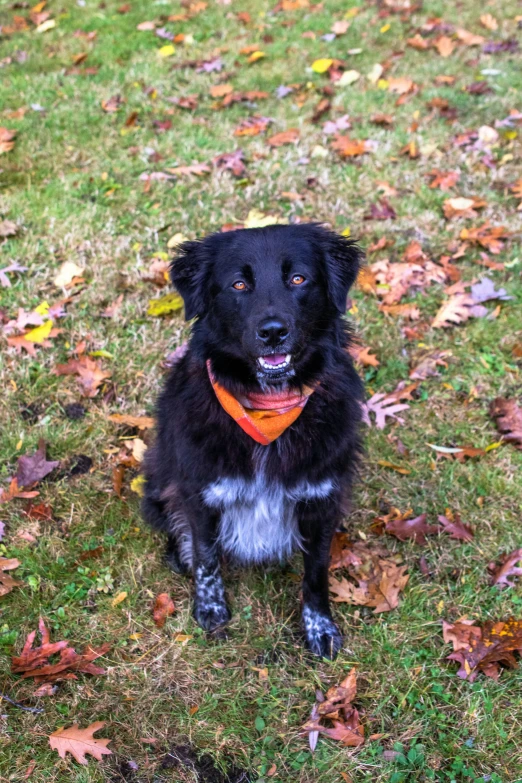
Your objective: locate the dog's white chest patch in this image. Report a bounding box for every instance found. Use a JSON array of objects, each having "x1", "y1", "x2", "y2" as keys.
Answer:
[{"x1": 203, "y1": 476, "x2": 333, "y2": 564}]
